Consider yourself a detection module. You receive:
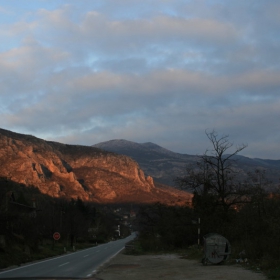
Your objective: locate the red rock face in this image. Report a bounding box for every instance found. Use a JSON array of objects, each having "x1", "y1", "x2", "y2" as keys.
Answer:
[{"x1": 0, "y1": 129, "x2": 192, "y2": 205}]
